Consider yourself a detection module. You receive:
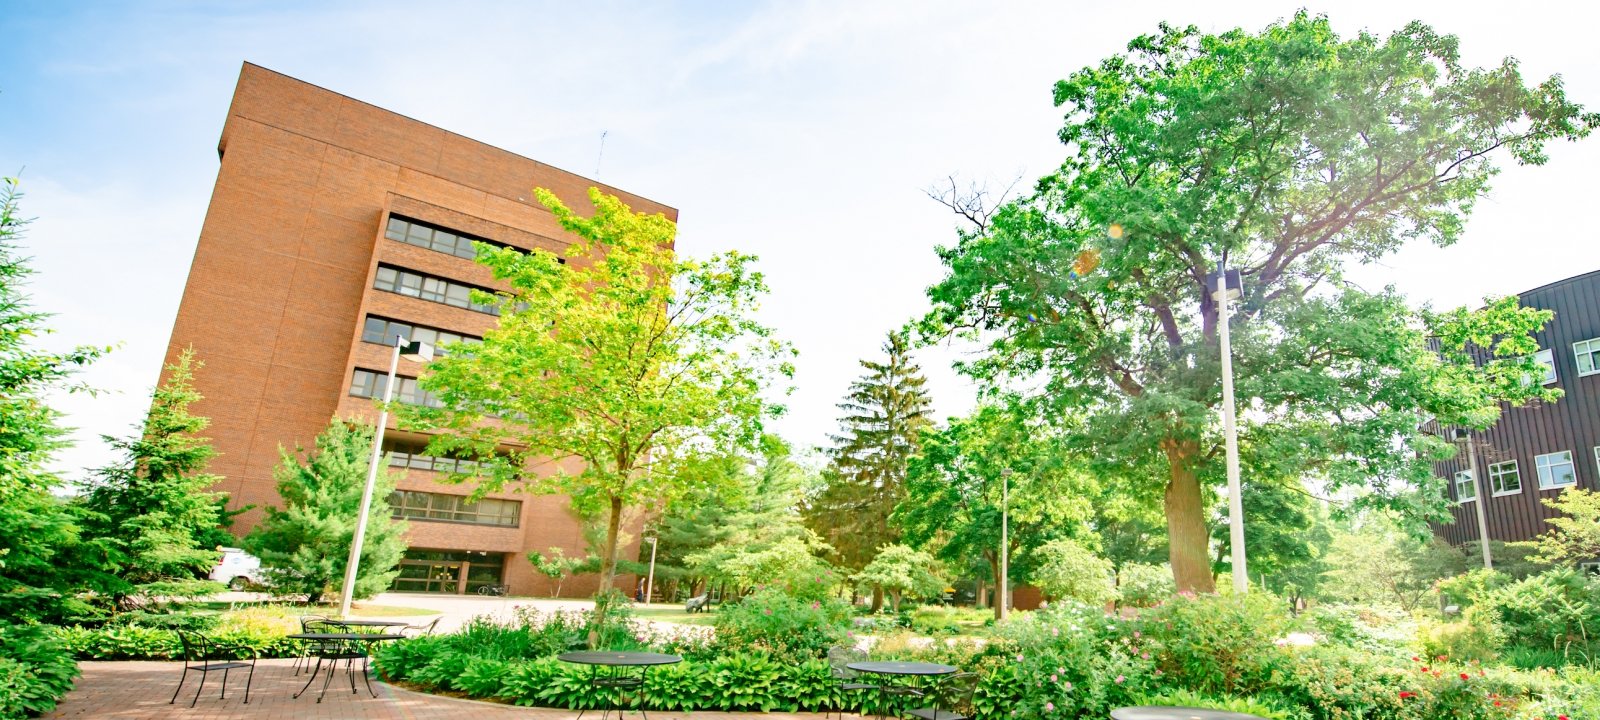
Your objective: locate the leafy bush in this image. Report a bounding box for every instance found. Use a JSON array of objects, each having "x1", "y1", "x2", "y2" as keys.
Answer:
[
  {"x1": 1136, "y1": 591, "x2": 1289, "y2": 695},
  {"x1": 1116, "y1": 563, "x2": 1175, "y2": 608},
  {"x1": 1418, "y1": 605, "x2": 1505, "y2": 663},
  {"x1": 1030, "y1": 538, "x2": 1117, "y2": 607},
  {"x1": 51, "y1": 622, "x2": 300, "y2": 660},
  {"x1": 0, "y1": 624, "x2": 79, "y2": 720},
  {"x1": 1137, "y1": 689, "x2": 1293, "y2": 719},
  {"x1": 1437, "y1": 568, "x2": 1512, "y2": 608},
  {"x1": 990, "y1": 600, "x2": 1157, "y2": 718},
  {"x1": 1481, "y1": 569, "x2": 1598, "y2": 658},
  {"x1": 712, "y1": 589, "x2": 850, "y2": 660}
]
